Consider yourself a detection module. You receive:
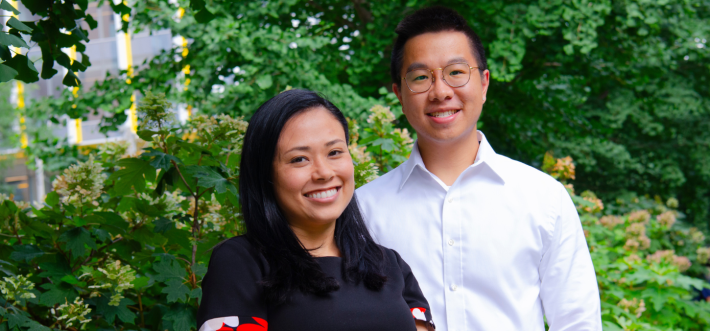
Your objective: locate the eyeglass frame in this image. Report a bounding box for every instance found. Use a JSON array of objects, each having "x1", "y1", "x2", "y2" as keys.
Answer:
[{"x1": 401, "y1": 62, "x2": 480, "y2": 94}]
